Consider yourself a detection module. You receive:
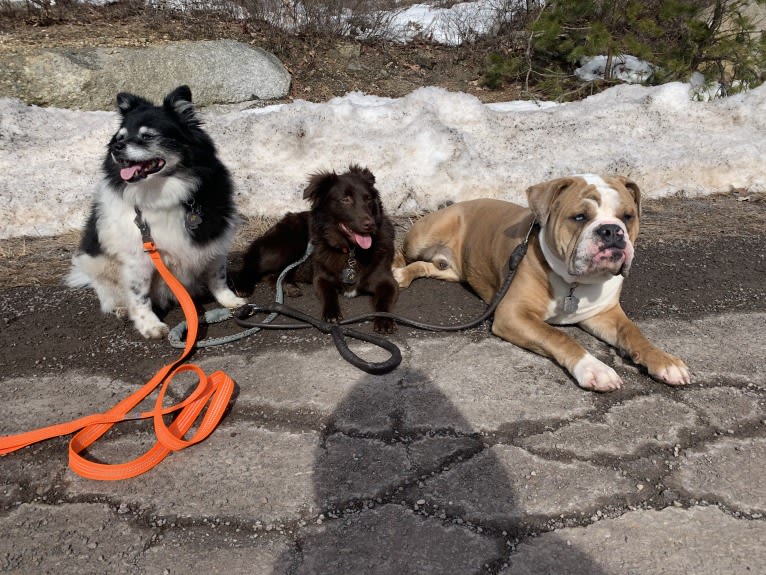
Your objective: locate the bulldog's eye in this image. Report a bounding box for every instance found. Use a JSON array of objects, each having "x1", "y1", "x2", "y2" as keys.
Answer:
[
  {"x1": 622, "y1": 213, "x2": 634, "y2": 223},
  {"x1": 572, "y1": 213, "x2": 587, "y2": 223}
]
